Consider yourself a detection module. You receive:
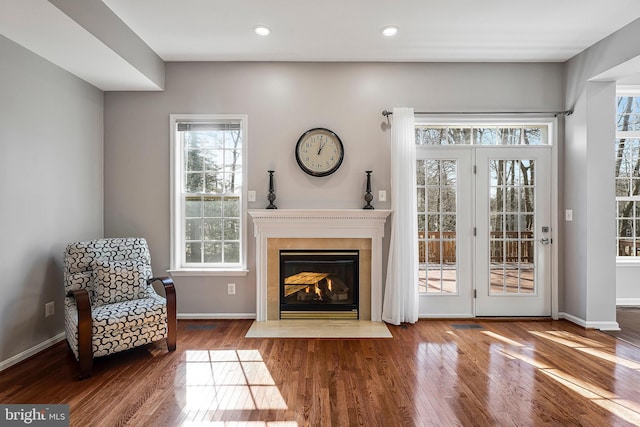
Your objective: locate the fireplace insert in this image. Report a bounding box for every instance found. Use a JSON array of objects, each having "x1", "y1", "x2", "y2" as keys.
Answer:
[{"x1": 279, "y1": 250, "x2": 359, "y2": 319}]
